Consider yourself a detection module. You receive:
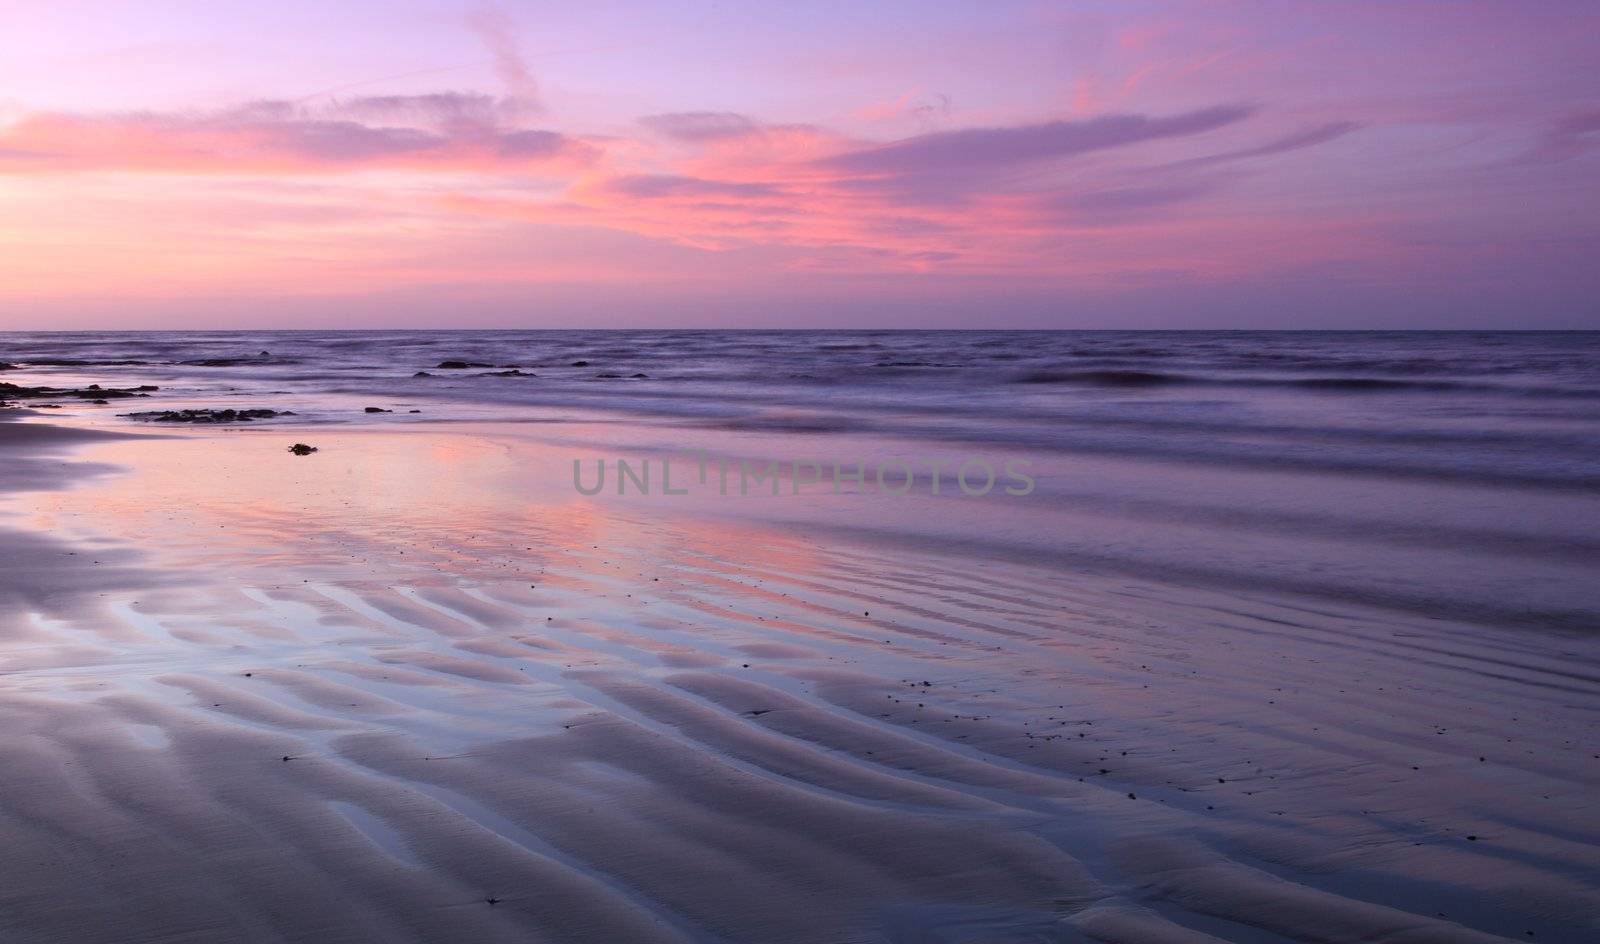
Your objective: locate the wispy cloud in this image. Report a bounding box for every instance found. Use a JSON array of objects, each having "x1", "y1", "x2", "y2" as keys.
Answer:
[
  {"x1": 466, "y1": 7, "x2": 542, "y2": 116},
  {"x1": 640, "y1": 111, "x2": 766, "y2": 142},
  {"x1": 1153, "y1": 120, "x2": 1361, "y2": 170},
  {"x1": 816, "y1": 105, "x2": 1254, "y2": 175},
  {"x1": 853, "y1": 91, "x2": 953, "y2": 125},
  {"x1": 1050, "y1": 181, "x2": 1218, "y2": 216},
  {"x1": 1511, "y1": 109, "x2": 1600, "y2": 164},
  {"x1": 603, "y1": 174, "x2": 786, "y2": 199},
  {"x1": 0, "y1": 97, "x2": 595, "y2": 175}
]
